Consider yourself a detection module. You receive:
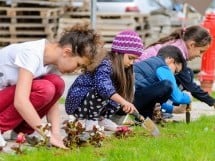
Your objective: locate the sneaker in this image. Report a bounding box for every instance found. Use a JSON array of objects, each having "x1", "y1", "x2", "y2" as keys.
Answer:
[
  {"x1": 0, "y1": 133, "x2": 7, "y2": 147},
  {"x1": 162, "y1": 112, "x2": 173, "y2": 119},
  {"x1": 10, "y1": 130, "x2": 18, "y2": 140},
  {"x1": 110, "y1": 114, "x2": 129, "y2": 125},
  {"x1": 85, "y1": 120, "x2": 99, "y2": 131},
  {"x1": 99, "y1": 118, "x2": 118, "y2": 131}
]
